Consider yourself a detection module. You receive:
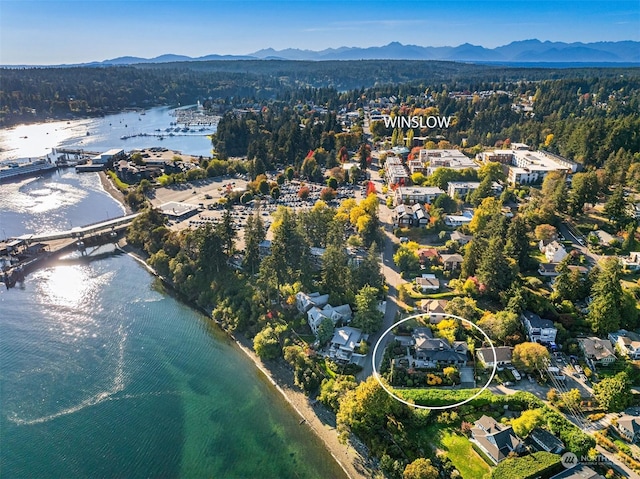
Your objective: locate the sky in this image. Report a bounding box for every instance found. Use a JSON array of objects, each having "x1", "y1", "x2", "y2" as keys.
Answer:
[{"x1": 1, "y1": 0, "x2": 639, "y2": 65}]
